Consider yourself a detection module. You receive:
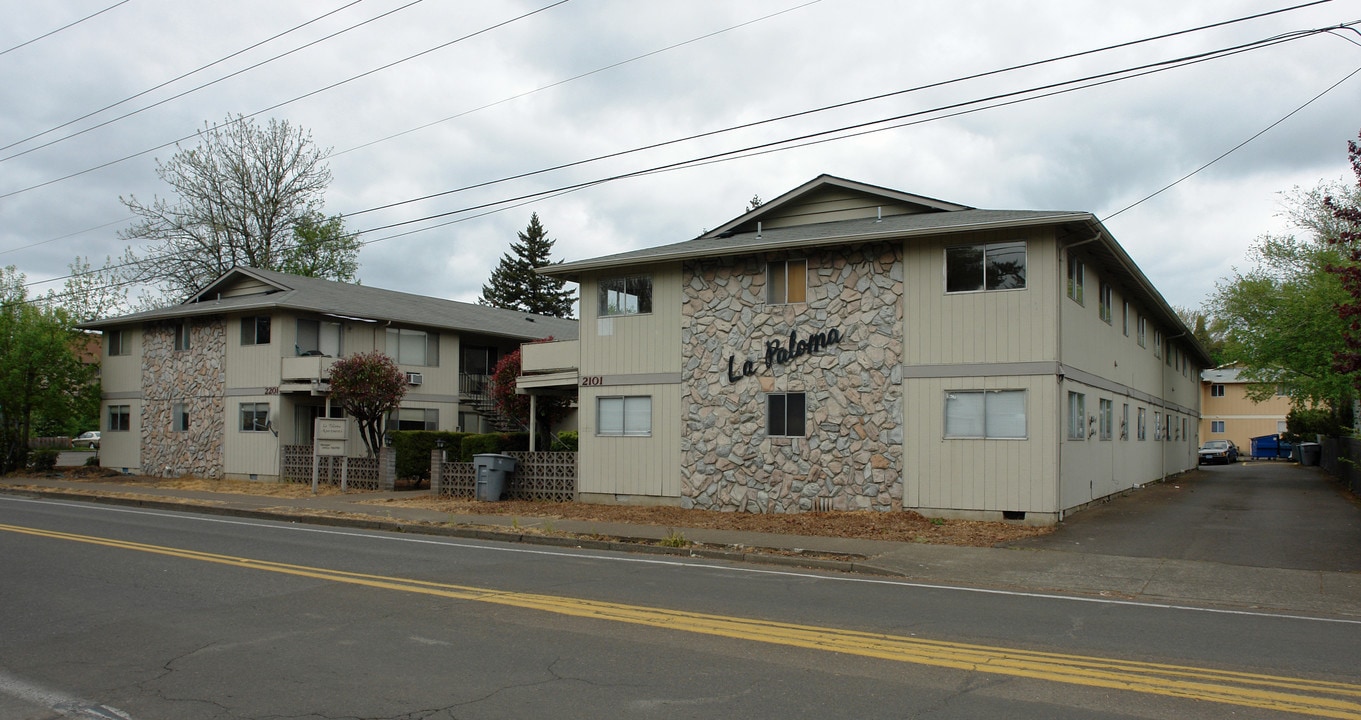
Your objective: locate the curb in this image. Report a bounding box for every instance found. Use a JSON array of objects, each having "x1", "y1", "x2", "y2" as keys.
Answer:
[{"x1": 0, "y1": 487, "x2": 904, "y2": 577}]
